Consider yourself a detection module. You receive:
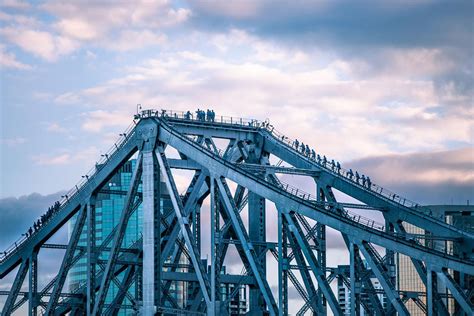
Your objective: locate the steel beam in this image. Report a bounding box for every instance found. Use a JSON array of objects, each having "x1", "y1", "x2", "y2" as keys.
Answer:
[
  {"x1": 284, "y1": 210, "x2": 342, "y2": 315},
  {"x1": 349, "y1": 242, "x2": 360, "y2": 316},
  {"x1": 395, "y1": 222, "x2": 449, "y2": 315},
  {"x1": 277, "y1": 210, "x2": 288, "y2": 316},
  {"x1": 92, "y1": 154, "x2": 143, "y2": 315},
  {"x1": 216, "y1": 177, "x2": 278, "y2": 316},
  {"x1": 105, "y1": 265, "x2": 136, "y2": 316},
  {"x1": 28, "y1": 251, "x2": 37, "y2": 316},
  {"x1": 437, "y1": 269, "x2": 474, "y2": 314},
  {"x1": 358, "y1": 241, "x2": 409, "y2": 315},
  {"x1": 86, "y1": 195, "x2": 96, "y2": 316},
  {"x1": 210, "y1": 176, "x2": 221, "y2": 315},
  {"x1": 276, "y1": 208, "x2": 321, "y2": 314},
  {"x1": 287, "y1": 222, "x2": 322, "y2": 314},
  {"x1": 322, "y1": 187, "x2": 385, "y2": 315},
  {"x1": 142, "y1": 150, "x2": 161, "y2": 315},
  {"x1": 45, "y1": 204, "x2": 87, "y2": 315},
  {"x1": 155, "y1": 147, "x2": 212, "y2": 311},
  {"x1": 2, "y1": 259, "x2": 29, "y2": 316}
]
